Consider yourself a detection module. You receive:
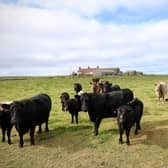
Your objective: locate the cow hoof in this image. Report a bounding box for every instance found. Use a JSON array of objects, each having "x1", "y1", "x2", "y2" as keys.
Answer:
[
  {"x1": 19, "y1": 144, "x2": 23, "y2": 148},
  {"x1": 2, "y1": 138, "x2": 5, "y2": 142},
  {"x1": 94, "y1": 132, "x2": 98, "y2": 136},
  {"x1": 30, "y1": 139, "x2": 35, "y2": 146},
  {"x1": 126, "y1": 142, "x2": 130, "y2": 145},
  {"x1": 8, "y1": 141, "x2": 12, "y2": 145},
  {"x1": 135, "y1": 131, "x2": 138, "y2": 135},
  {"x1": 119, "y1": 140, "x2": 123, "y2": 144}
]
